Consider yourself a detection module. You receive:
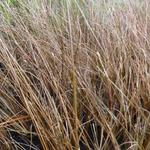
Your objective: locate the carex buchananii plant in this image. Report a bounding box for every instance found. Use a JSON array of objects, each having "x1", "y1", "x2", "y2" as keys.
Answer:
[{"x1": 0, "y1": 0, "x2": 150, "y2": 149}]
